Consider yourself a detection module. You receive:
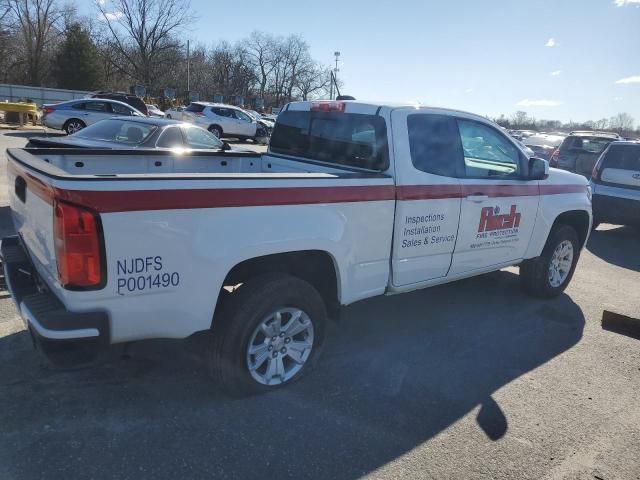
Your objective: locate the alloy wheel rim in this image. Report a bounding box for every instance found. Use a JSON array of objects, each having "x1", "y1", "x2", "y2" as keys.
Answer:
[
  {"x1": 68, "y1": 122, "x2": 82, "y2": 134},
  {"x1": 548, "y1": 240, "x2": 574, "y2": 288},
  {"x1": 246, "y1": 307, "x2": 314, "y2": 386}
]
